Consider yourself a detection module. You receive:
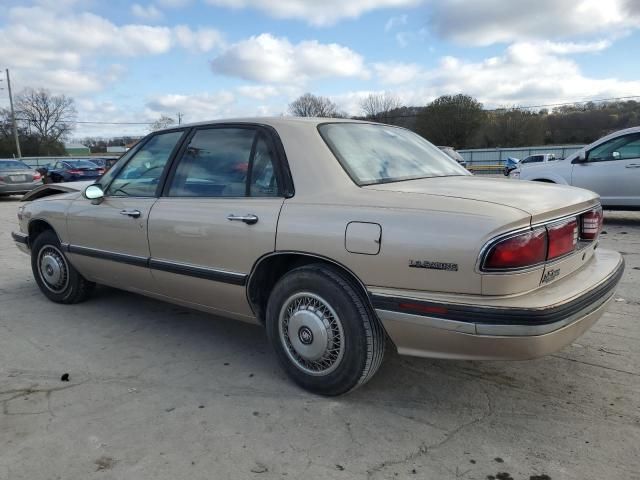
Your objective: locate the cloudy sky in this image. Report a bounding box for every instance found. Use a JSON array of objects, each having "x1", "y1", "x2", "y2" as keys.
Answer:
[{"x1": 1, "y1": 0, "x2": 640, "y2": 137}]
